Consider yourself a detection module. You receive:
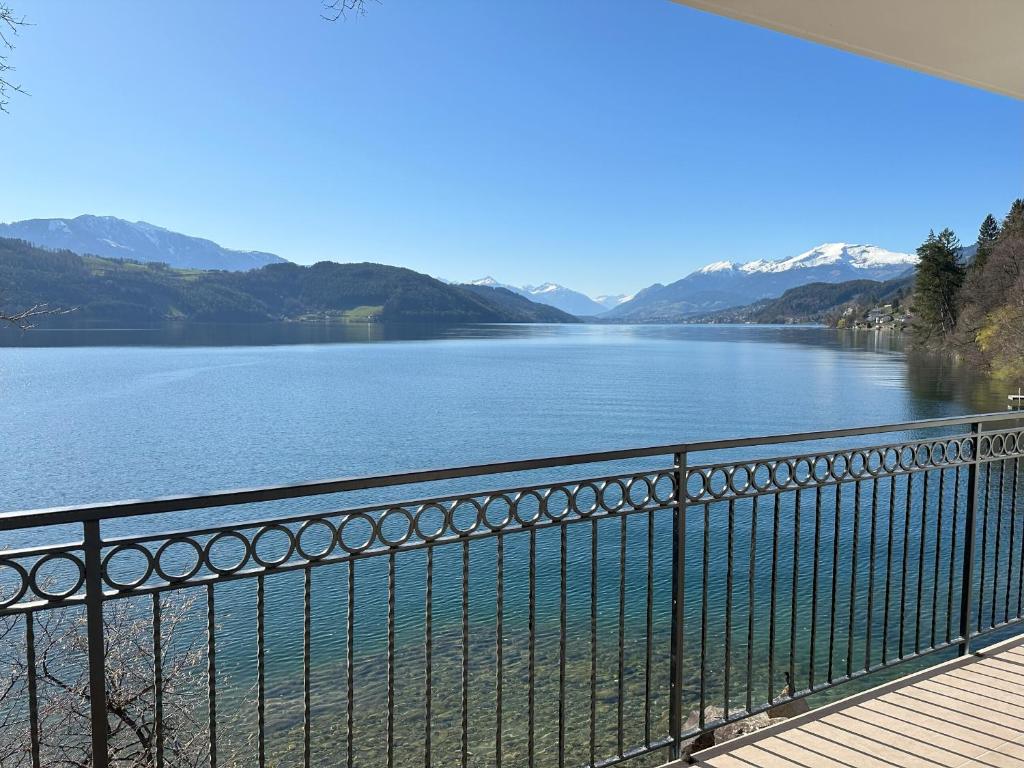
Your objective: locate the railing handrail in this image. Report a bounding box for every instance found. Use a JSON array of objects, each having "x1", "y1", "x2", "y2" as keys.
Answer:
[{"x1": 2, "y1": 410, "x2": 1020, "y2": 531}]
